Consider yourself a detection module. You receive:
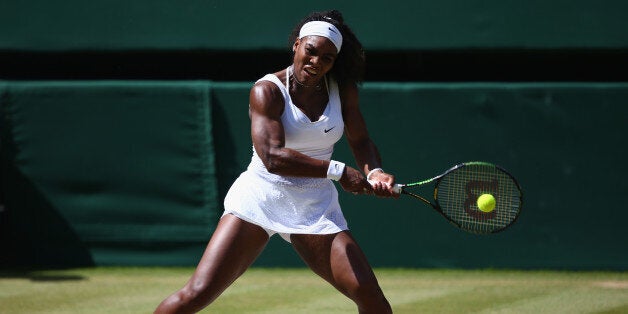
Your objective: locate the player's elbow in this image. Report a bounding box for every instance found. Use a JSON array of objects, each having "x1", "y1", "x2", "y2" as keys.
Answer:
[
  {"x1": 261, "y1": 150, "x2": 286, "y2": 174},
  {"x1": 264, "y1": 159, "x2": 283, "y2": 174}
]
